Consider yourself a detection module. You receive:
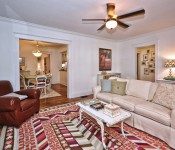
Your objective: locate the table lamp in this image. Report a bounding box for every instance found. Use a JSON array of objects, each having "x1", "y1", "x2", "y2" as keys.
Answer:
[{"x1": 164, "y1": 59, "x2": 175, "y2": 79}]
